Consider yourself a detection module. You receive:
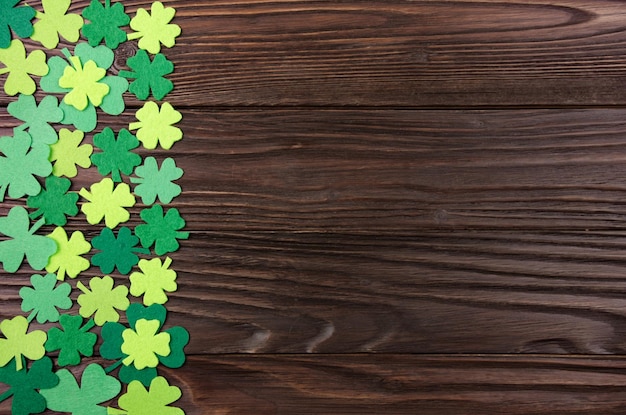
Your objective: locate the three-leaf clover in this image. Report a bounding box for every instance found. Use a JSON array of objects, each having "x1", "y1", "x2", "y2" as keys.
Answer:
[
  {"x1": 0, "y1": 357, "x2": 59, "y2": 415},
  {"x1": 0, "y1": 206, "x2": 57, "y2": 273},
  {"x1": 120, "y1": 50, "x2": 173, "y2": 100},
  {"x1": 40, "y1": 363, "x2": 121, "y2": 415},
  {"x1": 129, "y1": 101, "x2": 182, "y2": 150},
  {"x1": 19, "y1": 273, "x2": 72, "y2": 324},
  {"x1": 49, "y1": 128, "x2": 93, "y2": 177},
  {"x1": 0, "y1": 130, "x2": 52, "y2": 201},
  {"x1": 91, "y1": 227, "x2": 149, "y2": 275},
  {"x1": 8, "y1": 95, "x2": 64, "y2": 147},
  {"x1": 77, "y1": 276, "x2": 130, "y2": 326},
  {"x1": 0, "y1": 0, "x2": 35, "y2": 48},
  {"x1": 45, "y1": 314, "x2": 97, "y2": 366},
  {"x1": 79, "y1": 178, "x2": 136, "y2": 228},
  {"x1": 0, "y1": 316, "x2": 46, "y2": 370},
  {"x1": 129, "y1": 257, "x2": 177, "y2": 306},
  {"x1": 110, "y1": 376, "x2": 183, "y2": 415},
  {"x1": 82, "y1": 0, "x2": 129, "y2": 49},
  {"x1": 46, "y1": 227, "x2": 91, "y2": 280},
  {"x1": 122, "y1": 319, "x2": 170, "y2": 370},
  {"x1": 30, "y1": 0, "x2": 84, "y2": 49},
  {"x1": 136, "y1": 205, "x2": 188, "y2": 256},
  {"x1": 0, "y1": 39, "x2": 48, "y2": 96},
  {"x1": 128, "y1": 1, "x2": 180, "y2": 54},
  {"x1": 131, "y1": 157, "x2": 182, "y2": 205},
  {"x1": 27, "y1": 176, "x2": 79, "y2": 226},
  {"x1": 91, "y1": 128, "x2": 142, "y2": 182}
]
